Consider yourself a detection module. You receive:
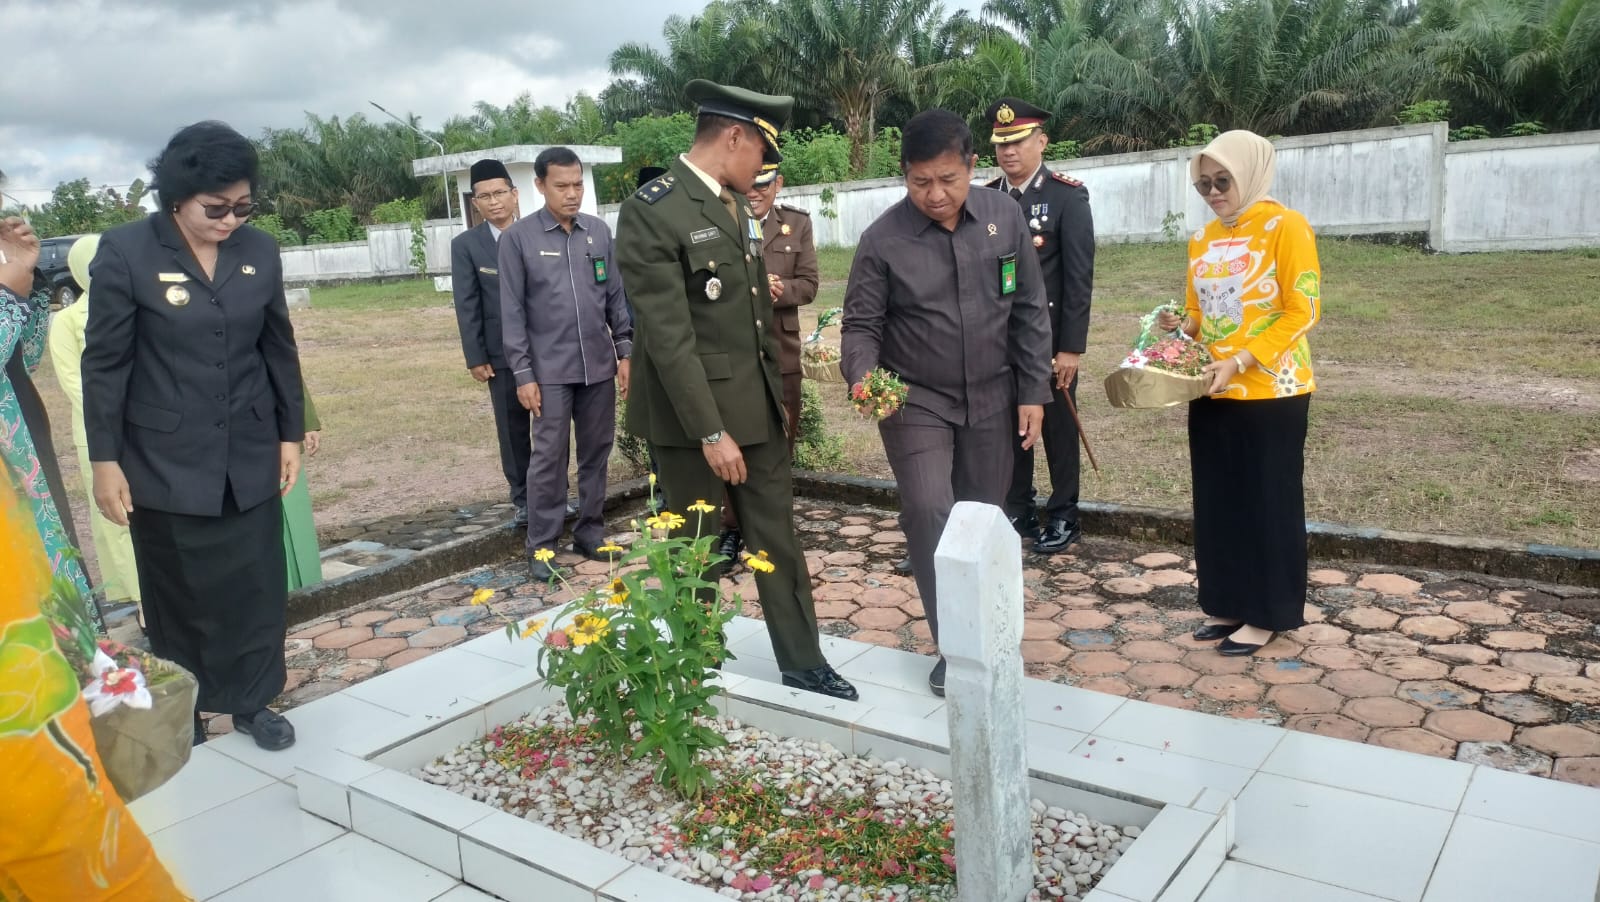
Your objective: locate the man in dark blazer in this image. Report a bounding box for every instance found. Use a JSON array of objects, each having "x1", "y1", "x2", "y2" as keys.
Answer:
[
  {"x1": 452, "y1": 158, "x2": 534, "y2": 525},
  {"x1": 615, "y1": 79, "x2": 857, "y2": 702},
  {"x1": 715, "y1": 161, "x2": 817, "y2": 563},
  {"x1": 983, "y1": 98, "x2": 1095, "y2": 554}
]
